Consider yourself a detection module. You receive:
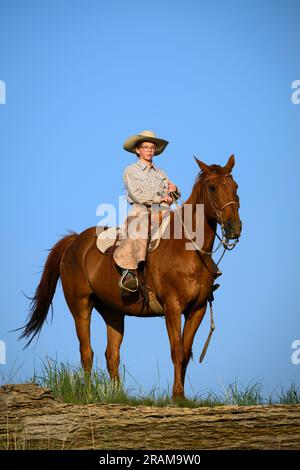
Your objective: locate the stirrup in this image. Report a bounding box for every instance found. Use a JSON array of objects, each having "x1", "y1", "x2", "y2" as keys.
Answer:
[{"x1": 119, "y1": 269, "x2": 139, "y2": 293}]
